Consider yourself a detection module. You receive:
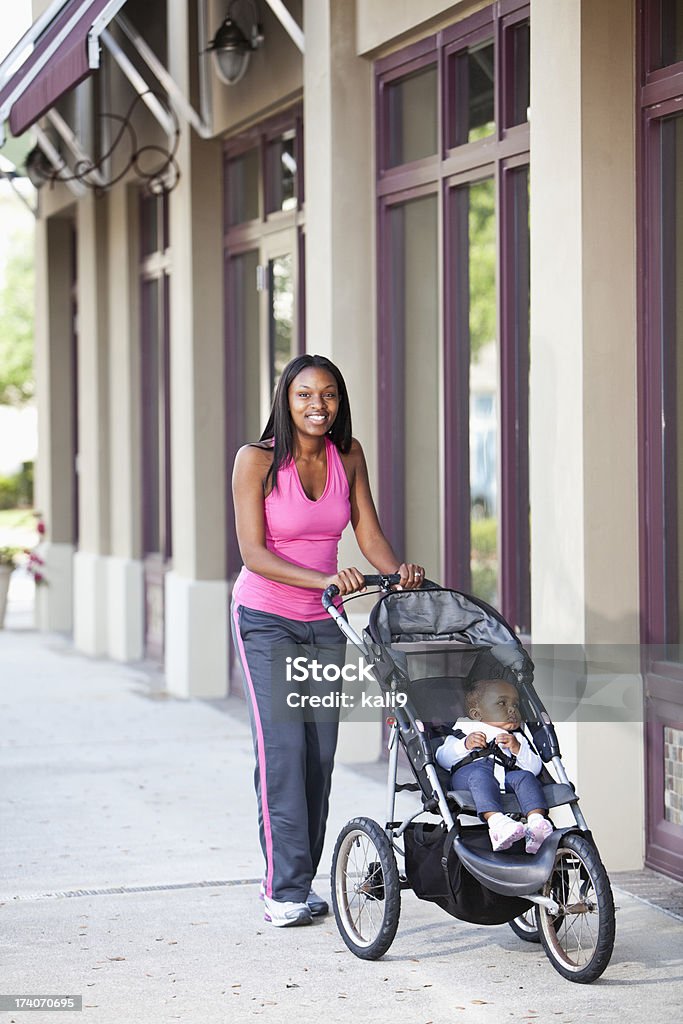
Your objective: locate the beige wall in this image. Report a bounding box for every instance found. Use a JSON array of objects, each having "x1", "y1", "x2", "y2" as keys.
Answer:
[
  {"x1": 356, "y1": 0, "x2": 490, "y2": 57},
  {"x1": 303, "y1": 0, "x2": 376, "y2": 569},
  {"x1": 530, "y1": 0, "x2": 642, "y2": 869},
  {"x1": 31, "y1": 1, "x2": 52, "y2": 19},
  {"x1": 581, "y1": 0, "x2": 639, "y2": 645},
  {"x1": 75, "y1": 192, "x2": 110, "y2": 556},
  {"x1": 209, "y1": 0, "x2": 303, "y2": 137}
]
